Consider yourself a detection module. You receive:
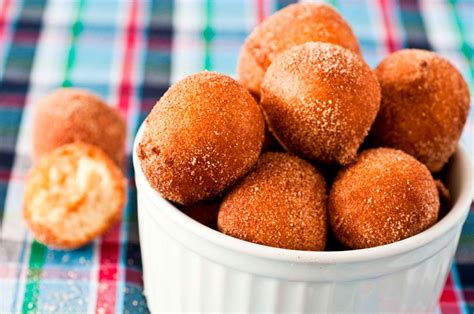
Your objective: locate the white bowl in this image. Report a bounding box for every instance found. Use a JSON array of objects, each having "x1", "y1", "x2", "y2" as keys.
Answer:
[{"x1": 133, "y1": 125, "x2": 473, "y2": 313}]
